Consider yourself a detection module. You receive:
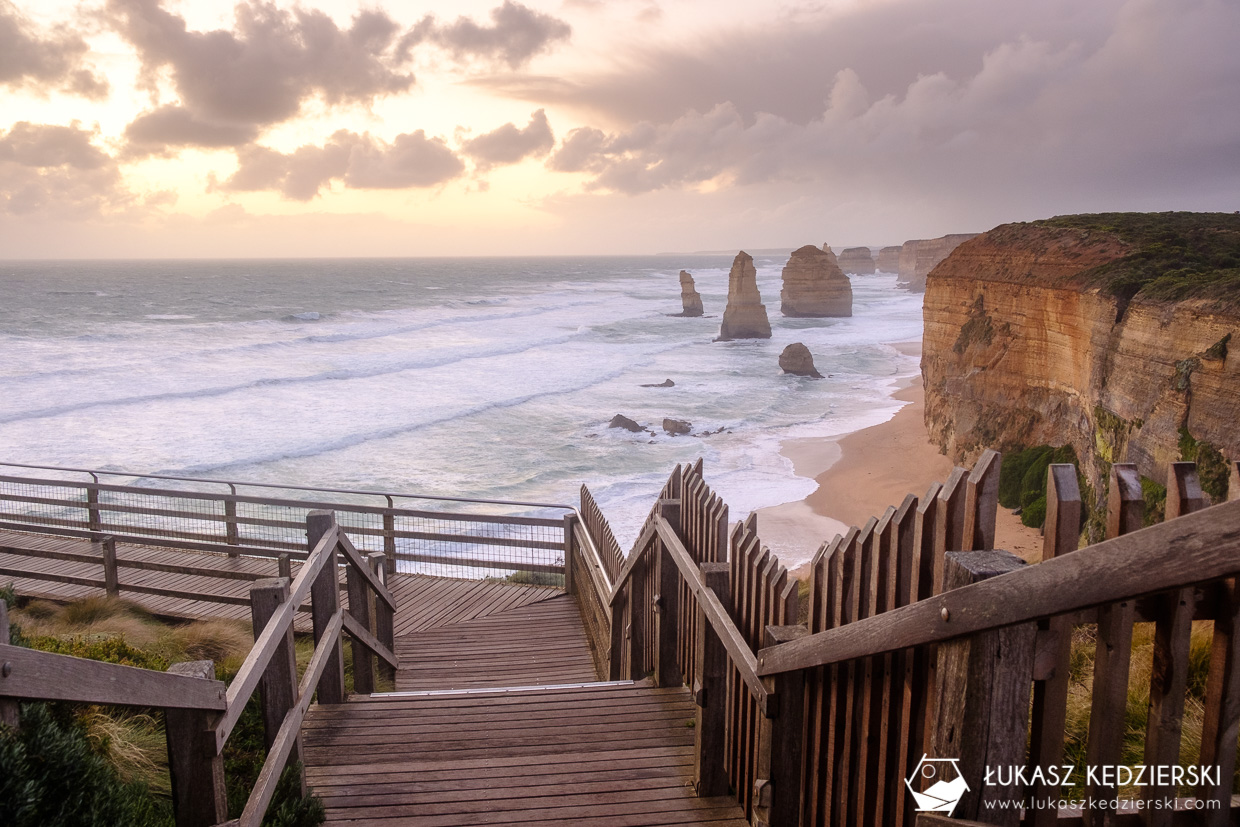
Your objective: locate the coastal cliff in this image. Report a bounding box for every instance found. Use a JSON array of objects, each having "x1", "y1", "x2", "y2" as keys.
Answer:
[
  {"x1": 876, "y1": 246, "x2": 902, "y2": 273},
  {"x1": 922, "y1": 213, "x2": 1240, "y2": 531}
]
